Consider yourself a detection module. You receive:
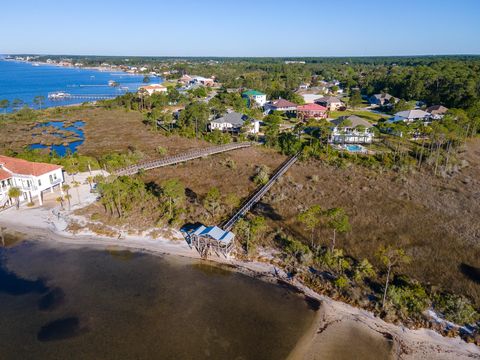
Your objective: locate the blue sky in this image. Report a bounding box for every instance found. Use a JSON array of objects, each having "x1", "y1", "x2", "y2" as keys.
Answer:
[{"x1": 1, "y1": 0, "x2": 479, "y2": 56}]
